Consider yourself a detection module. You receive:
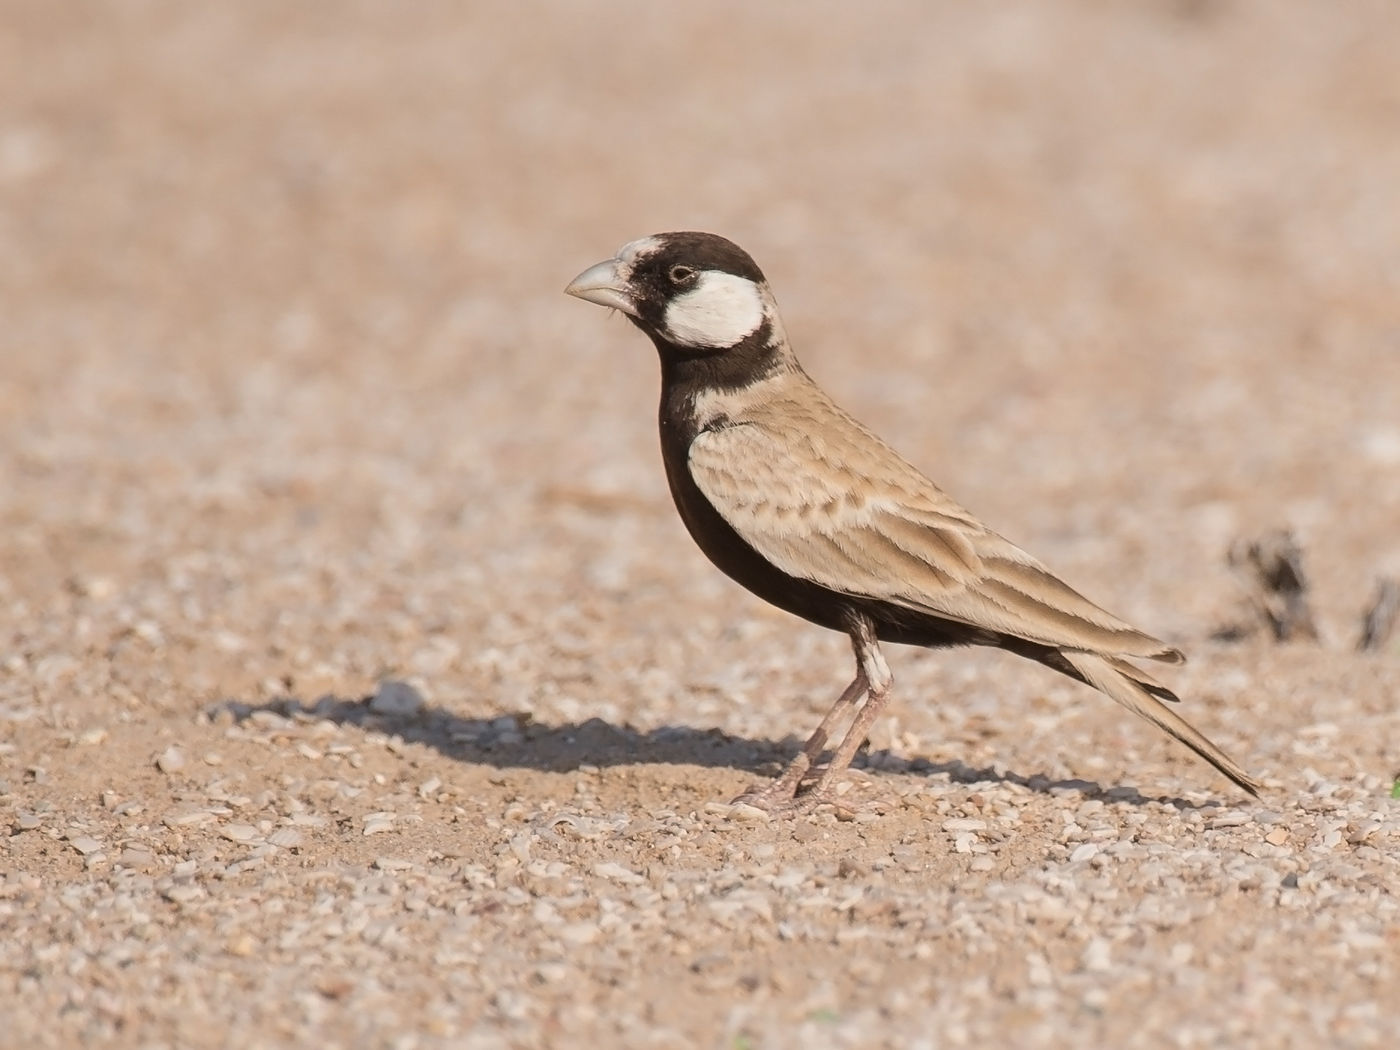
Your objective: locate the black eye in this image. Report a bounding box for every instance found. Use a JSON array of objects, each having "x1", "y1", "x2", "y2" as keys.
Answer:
[{"x1": 668, "y1": 265, "x2": 696, "y2": 286}]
